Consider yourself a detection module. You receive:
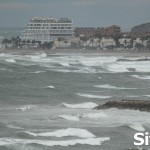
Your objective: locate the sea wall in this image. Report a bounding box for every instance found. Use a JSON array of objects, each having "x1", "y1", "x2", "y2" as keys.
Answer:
[{"x1": 95, "y1": 100, "x2": 150, "y2": 112}]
